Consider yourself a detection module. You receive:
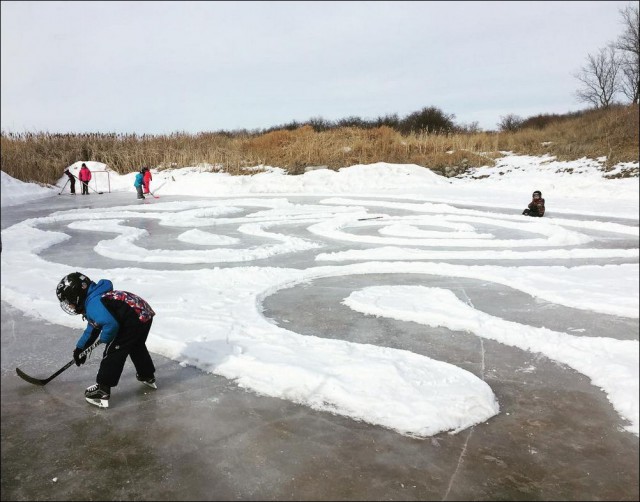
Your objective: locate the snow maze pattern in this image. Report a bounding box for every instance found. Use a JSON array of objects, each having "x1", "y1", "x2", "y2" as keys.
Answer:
[{"x1": 6, "y1": 196, "x2": 639, "y2": 437}]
